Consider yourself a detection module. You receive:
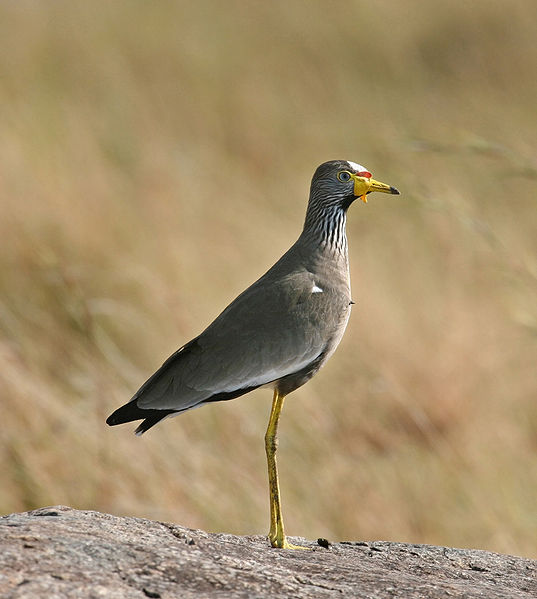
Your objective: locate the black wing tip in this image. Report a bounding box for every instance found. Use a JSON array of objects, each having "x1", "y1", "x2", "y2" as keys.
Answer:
[
  {"x1": 106, "y1": 402, "x2": 139, "y2": 427},
  {"x1": 105, "y1": 411, "x2": 123, "y2": 427},
  {"x1": 106, "y1": 401, "x2": 175, "y2": 435}
]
